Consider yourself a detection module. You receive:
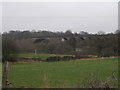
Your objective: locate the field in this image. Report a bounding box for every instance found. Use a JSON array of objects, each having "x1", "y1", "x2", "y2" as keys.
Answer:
[
  {"x1": 9, "y1": 58, "x2": 118, "y2": 88},
  {"x1": 17, "y1": 54, "x2": 74, "y2": 59}
]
